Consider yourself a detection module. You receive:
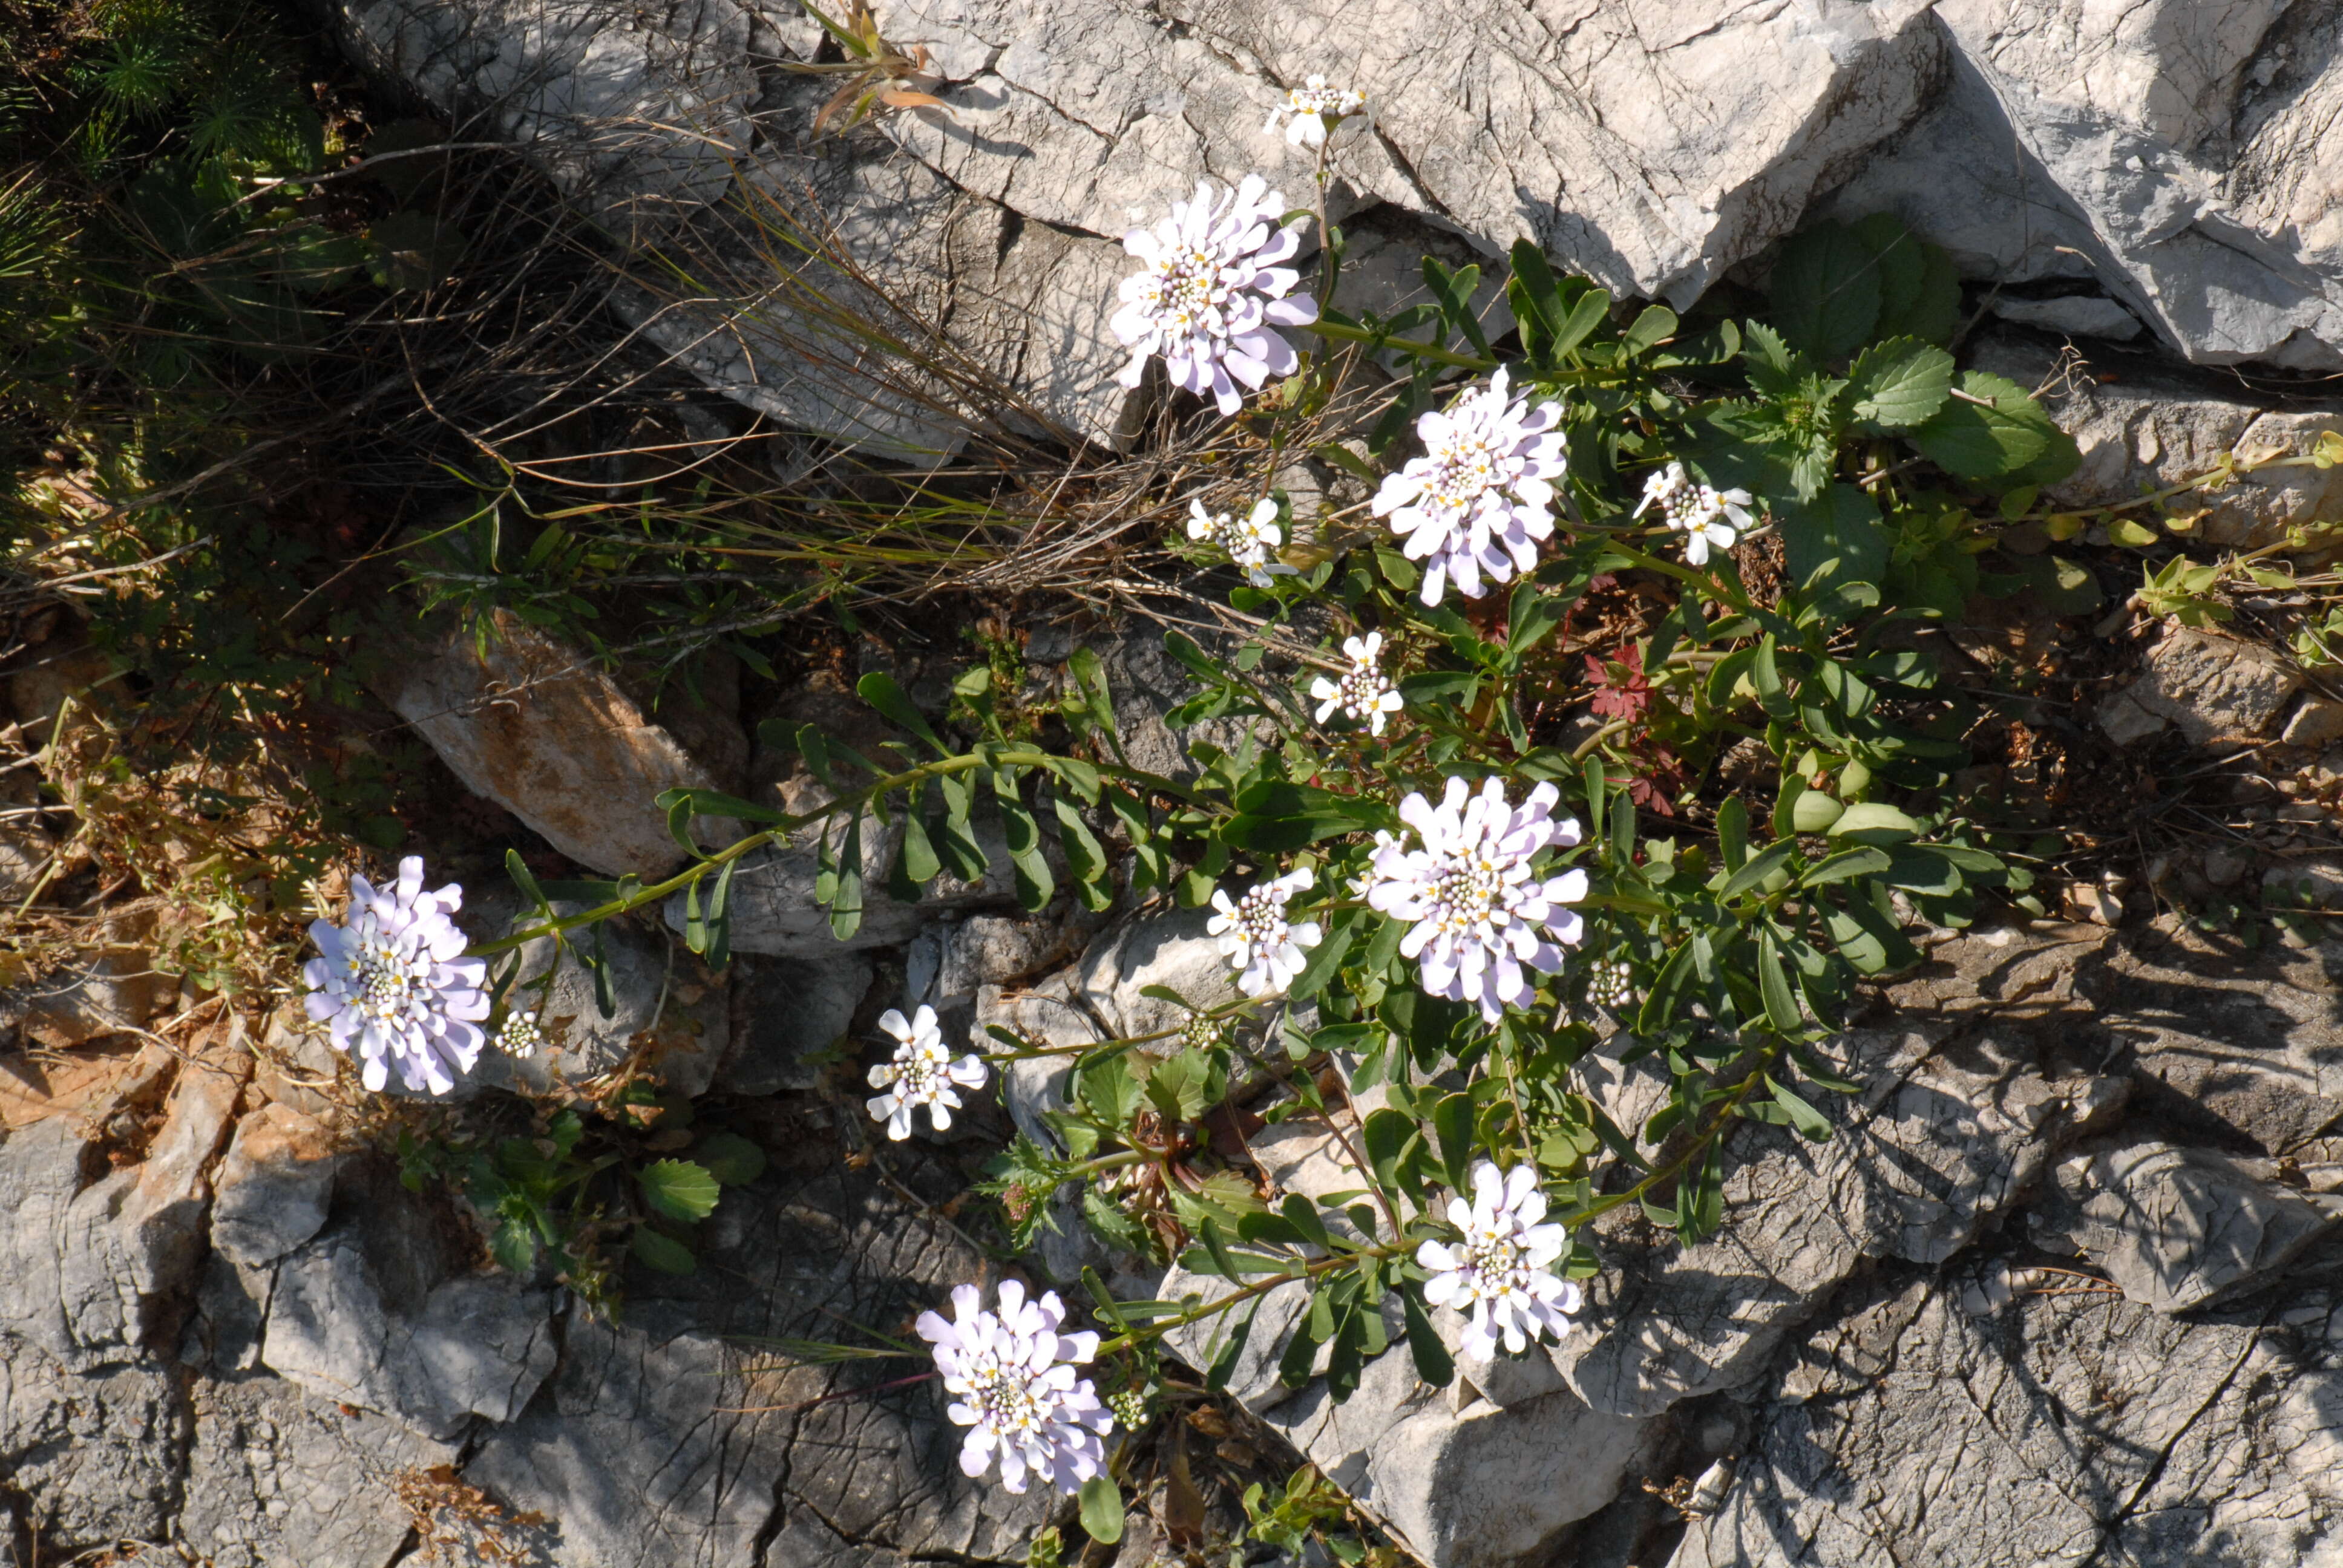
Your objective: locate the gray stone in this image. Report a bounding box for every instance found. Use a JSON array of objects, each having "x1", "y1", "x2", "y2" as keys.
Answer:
[
  {"x1": 2287, "y1": 697, "x2": 2343, "y2": 750},
  {"x1": 0, "y1": 1054, "x2": 243, "y2": 1367},
  {"x1": 1971, "y1": 333, "x2": 2343, "y2": 551},
  {"x1": 716, "y1": 951, "x2": 872, "y2": 1094},
  {"x1": 2057, "y1": 1138, "x2": 2335, "y2": 1313},
  {"x1": 1671, "y1": 1268, "x2": 2343, "y2": 1567},
  {"x1": 2112, "y1": 627, "x2": 2304, "y2": 748},
  {"x1": 1556, "y1": 1028, "x2": 2122, "y2": 1418},
  {"x1": 260, "y1": 1175, "x2": 556, "y2": 1440},
  {"x1": 466, "y1": 1163, "x2": 1057, "y2": 1568},
  {"x1": 178, "y1": 1371, "x2": 461, "y2": 1568},
  {"x1": 373, "y1": 609, "x2": 745, "y2": 879},
  {"x1": 1987, "y1": 292, "x2": 2144, "y2": 339},
  {"x1": 476, "y1": 904, "x2": 726, "y2": 1098},
  {"x1": 0, "y1": 1336, "x2": 186, "y2": 1551},
  {"x1": 14, "y1": 947, "x2": 177, "y2": 1047},
  {"x1": 211, "y1": 1104, "x2": 346, "y2": 1269}
]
